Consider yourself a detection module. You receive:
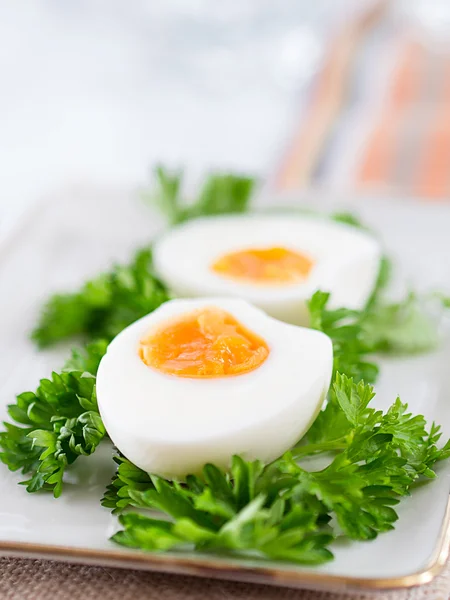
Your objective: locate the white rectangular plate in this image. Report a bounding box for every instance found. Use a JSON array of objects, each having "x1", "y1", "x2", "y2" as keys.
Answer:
[{"x1": 1, "y1": 187, "x2": 450, "y2": 594}]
